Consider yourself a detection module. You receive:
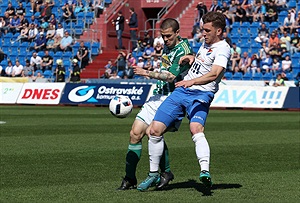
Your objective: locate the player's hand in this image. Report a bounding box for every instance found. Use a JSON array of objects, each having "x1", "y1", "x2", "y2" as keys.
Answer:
[
  {"x1": 133, "y1": 65, "x2": 146, "y2": 76},
  {"x1": 179, "y1": 55, "x2": 195, "y2": 66},
  {"x1": 175, "y1": 79, "x2": 194, "y2": 88}
]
